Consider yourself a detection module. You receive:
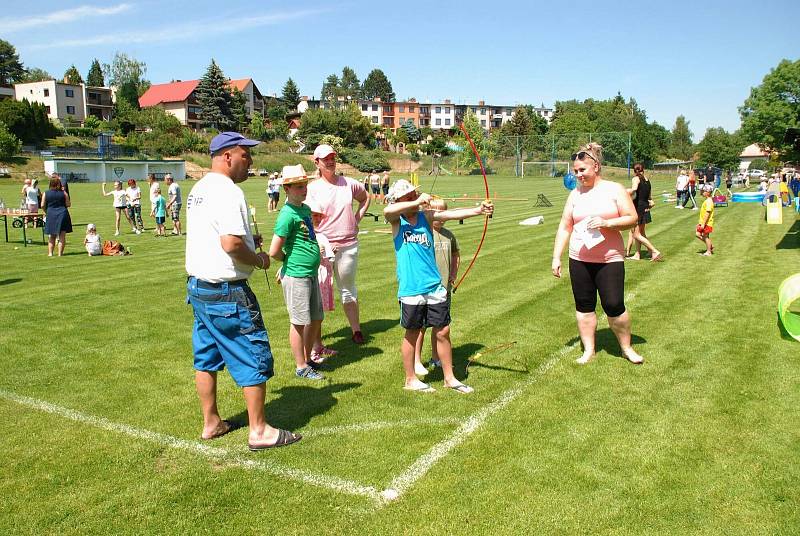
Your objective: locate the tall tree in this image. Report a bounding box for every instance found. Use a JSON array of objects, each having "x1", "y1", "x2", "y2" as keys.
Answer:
[
  {"x1": 281, "y1": 77, "x2": 300, "y2": 109},
  {"x1": 196, "y1": 59, "x2": 234, "y2": 131},
  {"x1": 669, "y1": 115, "x2": 694, "y2": 160},
  {"x1": 86, "y1": 59, "x2": 104, "y2": 87},
  {"x1": 103, "y1": 52, "x2": 149, "y2": 94},
  {"x1": 18, "y1": 67, "x2": 53, "y2": 83},
  {"x1": 339, "y1": 66, "x2": 361, "y2": 100},
  {"x1": 361, "y1": 69, "x2": 395, "y2": 102},
  {"x1": 401, "y1": 119, "x2": 420, "y2": 142},
  {"x1": 230, "y1": 87, "x2": 249, "y2": 131},
  {"x1": 63, "y1": 64, "x2": 83, "y2": 85},
  {"x1": 321, "y1": 73, "x2": 340, "y2": 105},
  {"x1": 0, "y1": 39, "x2": 25, "y2": 85},
  {"x1": 696, "y1": 127, "x2": 742, "y2": 171},
  {"x1": 456, "y1": 110, "x2": 490, "y2": 169},
  {"x1": 740, "y1": 59, "x2": 800, "y2": 162}
]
